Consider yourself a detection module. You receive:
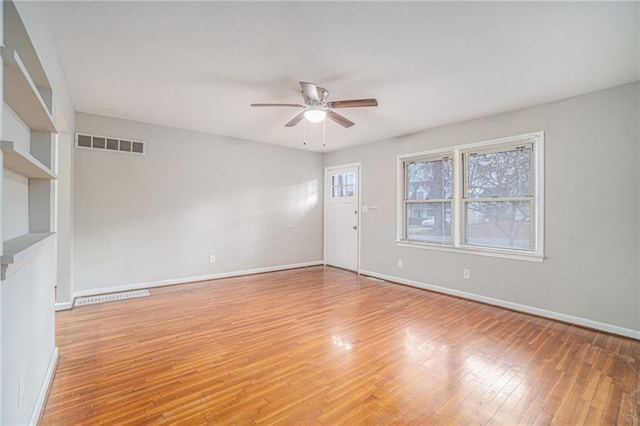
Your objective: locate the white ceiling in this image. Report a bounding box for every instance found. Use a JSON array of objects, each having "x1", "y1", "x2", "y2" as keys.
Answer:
[{"x1": 45, "y1": 1, "x2": 639, "y2": 152}]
